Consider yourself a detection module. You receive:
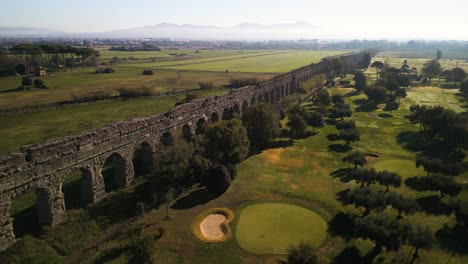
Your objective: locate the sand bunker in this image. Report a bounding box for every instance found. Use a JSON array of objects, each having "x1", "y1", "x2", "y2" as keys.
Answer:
[
  {"x1": 193, "y1": 207, "x2": 234, "y2": 242},
  {"x1": 200, "y1": 214, "x2": 227, "y2": 240}
]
